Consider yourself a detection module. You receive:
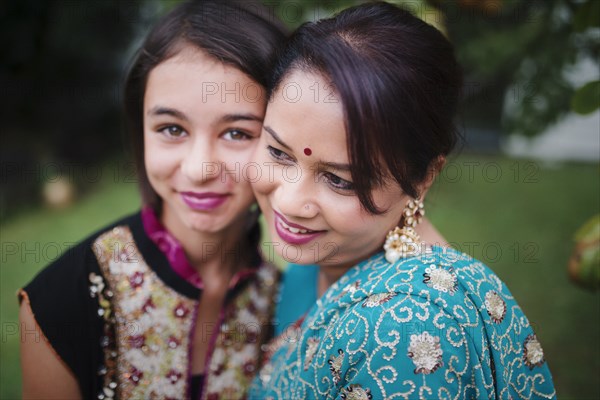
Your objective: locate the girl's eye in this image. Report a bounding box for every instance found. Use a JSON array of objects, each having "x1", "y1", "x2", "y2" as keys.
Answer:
[
  {"x1": 323, "y1": 172, "x2": 354, "y2": 191},
  {"x1": 267, "y1": 145, "x2": 294, "y2": 163},
  {"x1": 222, "y1": 129, "x2": 252, "y2": 141},
  {"x1": 158, "y1": 125, "x2": 187, "y2": 138}
]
